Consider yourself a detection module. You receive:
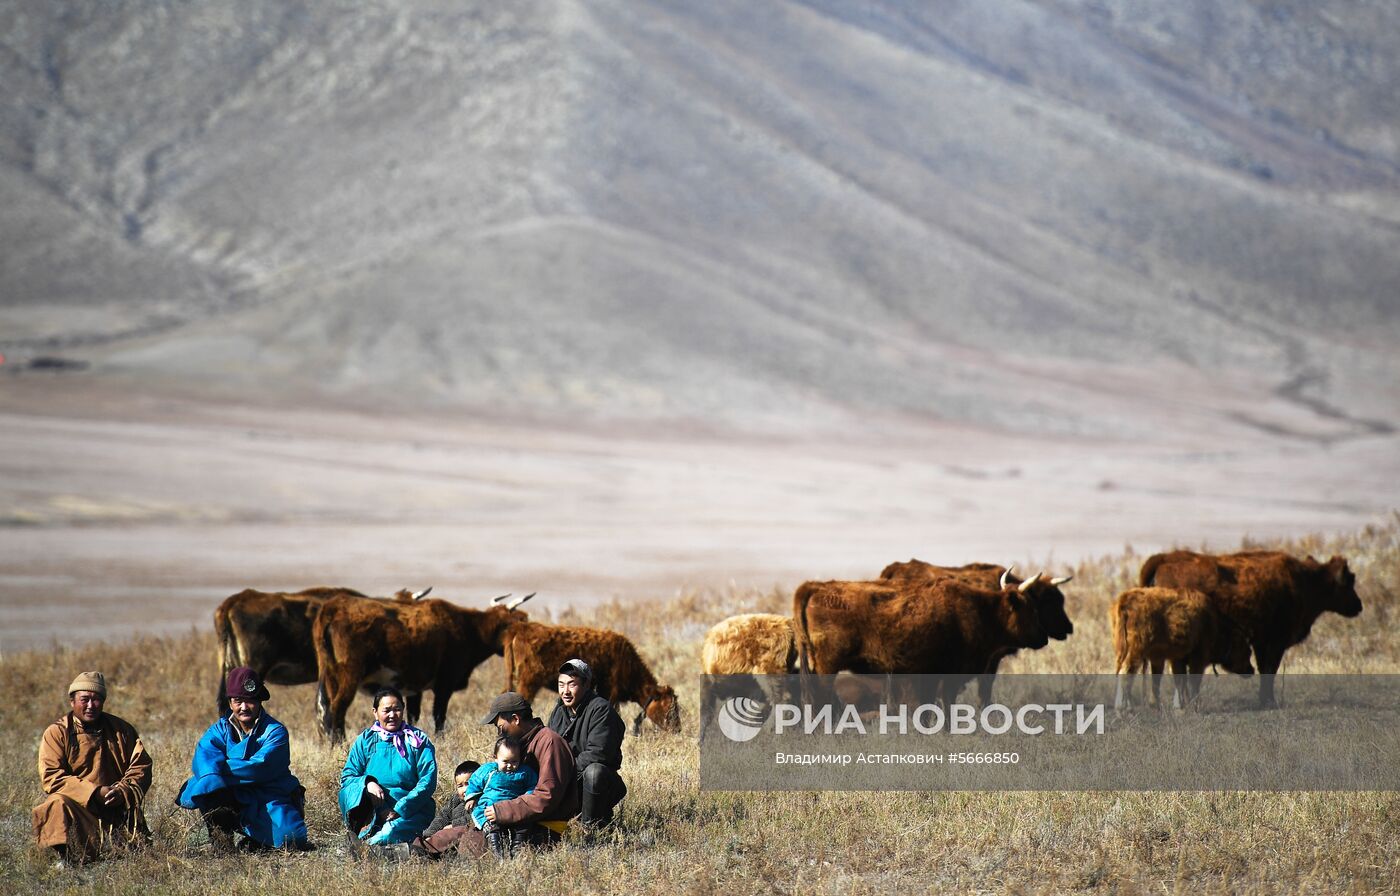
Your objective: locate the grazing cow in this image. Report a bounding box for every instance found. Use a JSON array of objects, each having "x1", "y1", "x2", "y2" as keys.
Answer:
[
  {"x1": 699, "y1": 613, "x2": 796, "y2": 742},
  {"x1": 794, "y1": 575, "x2": 1048, "y2": 706},
  {"x1": 504, "y1": 622, "x2": 681, "y2": 735},
  {"x1": 1139, "y1": 550, "x2": 1362, "y2": 707},
  {"x1": 213, "y1": 585, "x2": 431, "y2": 717},
  {"x1": 1110, "y1": 587, "x2": 1255, "y2": 709},
  {"x1": 314, "y1": 593, "x2": 534, "y2": 740},
  {"x1": 878, "y1": 560, "x2": 1074, "y2": 702}
]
